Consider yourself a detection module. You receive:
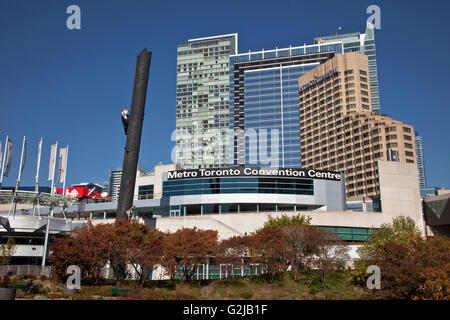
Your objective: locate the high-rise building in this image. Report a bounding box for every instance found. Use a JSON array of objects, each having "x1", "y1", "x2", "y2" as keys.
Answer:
[
  {"x1": 103, "y1": 181, "x2": 109, "y2": 195},
  {"x1": 314, "y1": 22, "x2": 381, "y2": 114},
  {"x1": 415, "y1": 134, "x2": 426, "y2": 187},
  {"x1": 229, "y1": 42, "x2": 343, "y2": 167},
  {"x1": 108, "y1": 164, "x2": 145, "y2": 200},
  {"x1": 108, "y1": 168, "x2": 122, "y2": 201},
  {"x1": 298, "y1": 53, "x2": 416, "y2": 200},
  {"x1": 175, "y1": 34, "x2": 238, "y2": 169}
]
